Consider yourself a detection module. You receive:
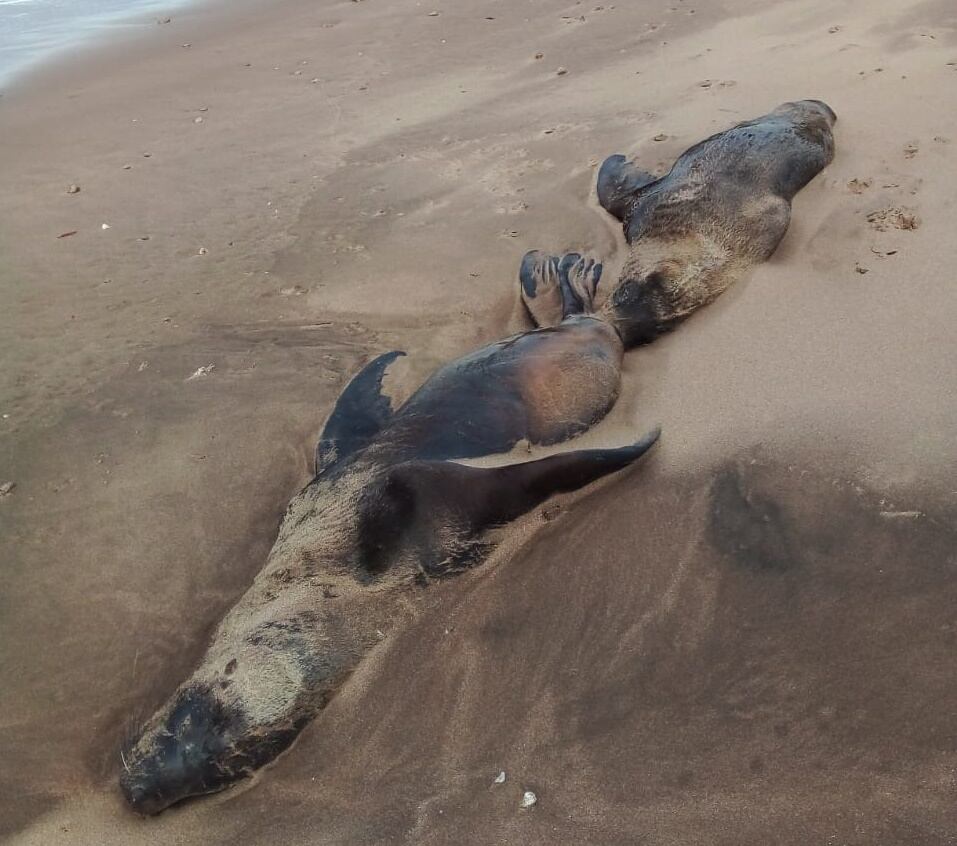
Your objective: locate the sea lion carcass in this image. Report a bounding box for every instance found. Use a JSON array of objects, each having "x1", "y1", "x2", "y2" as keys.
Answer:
[
  {"x1": 524, "y1": 100, "x2": 837, "y2": 342},
  {"x1": 120, "y1": 254, "x2": 658, "y2": 814}
]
